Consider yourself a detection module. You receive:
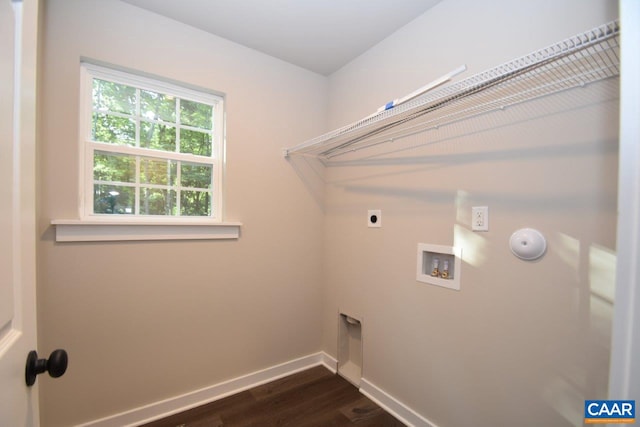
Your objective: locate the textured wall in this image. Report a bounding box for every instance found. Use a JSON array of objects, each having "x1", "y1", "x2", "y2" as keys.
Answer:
[{"x1": 37, "y1": 1, "x2": 327, "y2": 425}]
